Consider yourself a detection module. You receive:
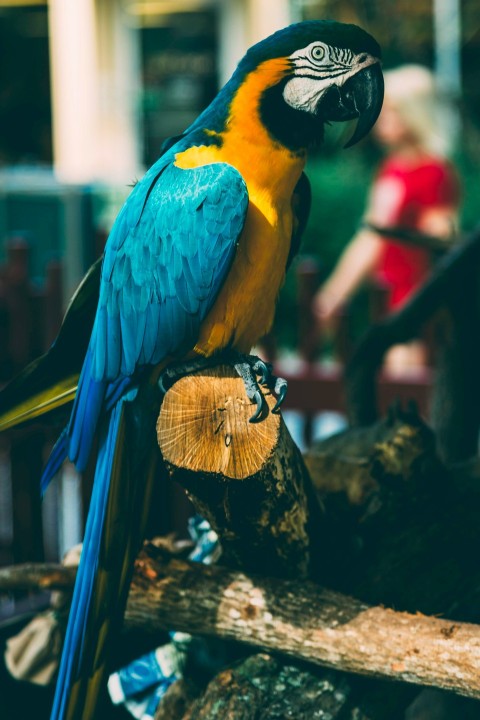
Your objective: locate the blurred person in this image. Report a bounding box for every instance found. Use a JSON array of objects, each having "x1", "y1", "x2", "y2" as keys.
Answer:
[{"x1": 313, "y1": 65, "x2": 460, "y2": 374}]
